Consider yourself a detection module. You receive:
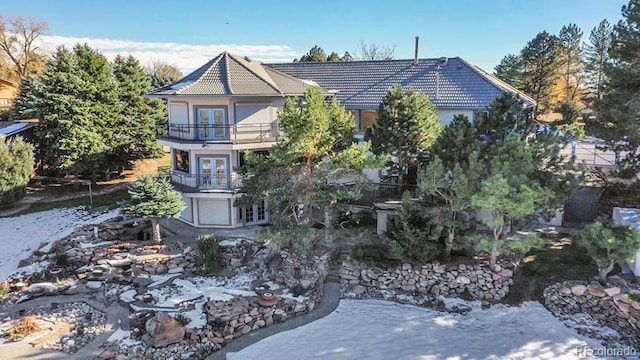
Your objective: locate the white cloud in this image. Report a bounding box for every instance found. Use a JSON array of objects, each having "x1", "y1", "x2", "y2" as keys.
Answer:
[{"x1": 36, "y1": 35, "x2": 302, "y2": 73}]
